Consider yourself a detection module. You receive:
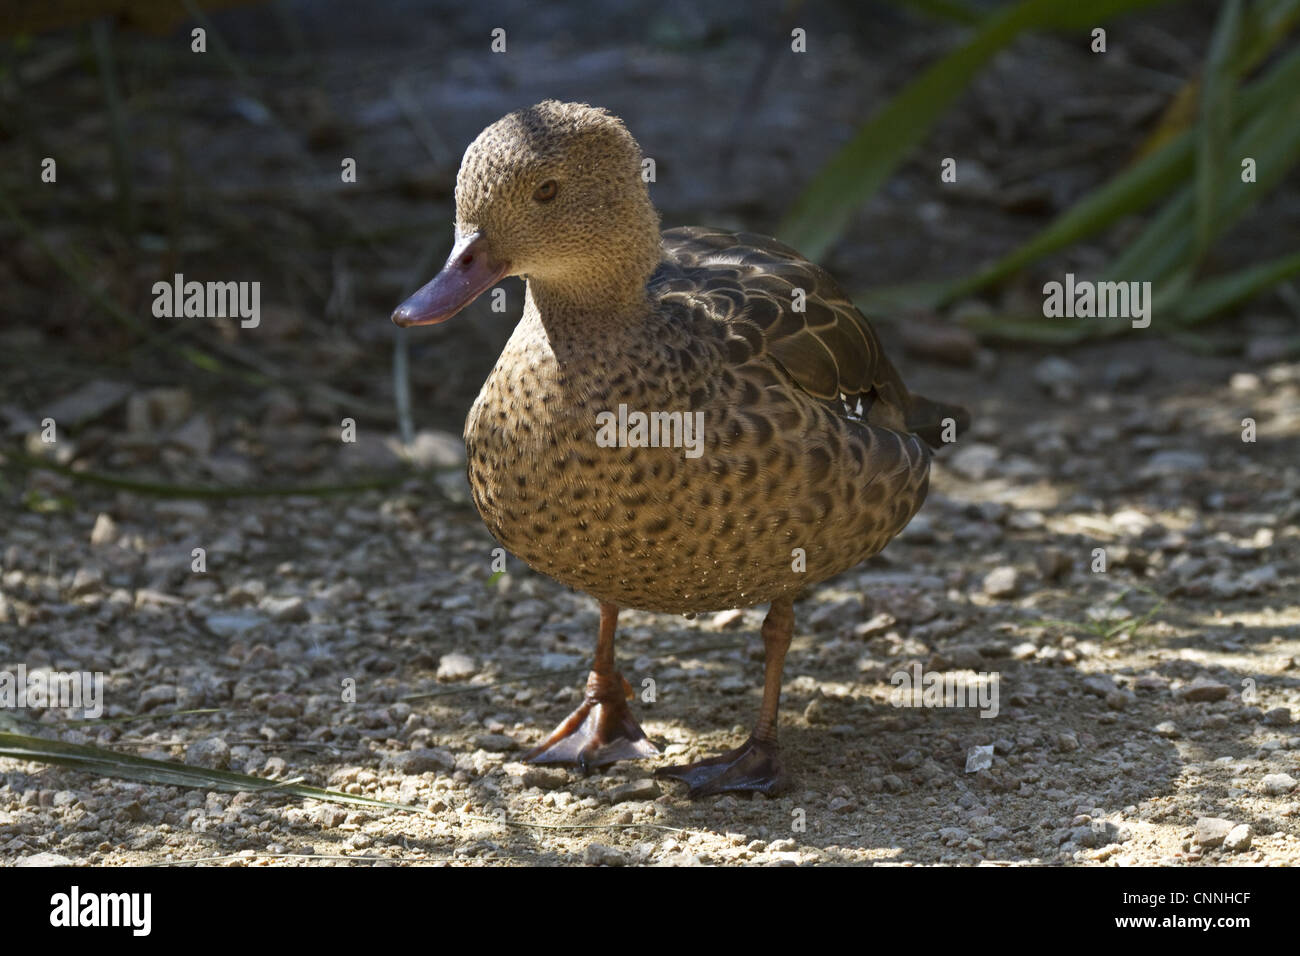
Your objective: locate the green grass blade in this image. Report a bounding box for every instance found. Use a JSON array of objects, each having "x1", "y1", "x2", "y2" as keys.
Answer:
[
  {"x1": 780, "y1": 0, "x2": 1174, "y2": 260},
  {"x1": 1106, "y1": 62, "x2": 1300, "y2": 288},
  {"x1": 0, "y1": 731, "x2": 423, "y2": 812},
  {"x1": 945, "y1": 39, "x2": 1300, "y2": 304},
  {"x1": 1195, "y1": 0, "x2": 1242, "y2": 257},
  {"x1": 1174, "y1": 248, "x2": 1300, "y2": 323},
  {"x1": 946, "y1": 131, "x2": 1194, "y2": 300}
]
